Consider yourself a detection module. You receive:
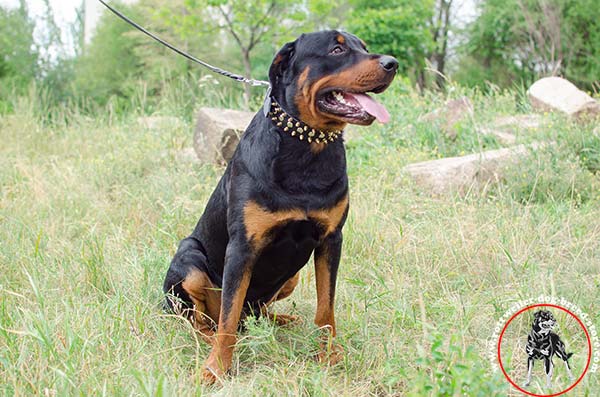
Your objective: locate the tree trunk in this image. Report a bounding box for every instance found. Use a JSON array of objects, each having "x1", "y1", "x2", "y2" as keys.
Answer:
[
  {"x1": 417, "y1": 69, "x2": 426, "y2": 93},
  {"x1": 241, "y1": 49, "x2": 252, "y2": 109},
  {"x1": 434, "y1": 0, "x2": 451, "y2": 90}
]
